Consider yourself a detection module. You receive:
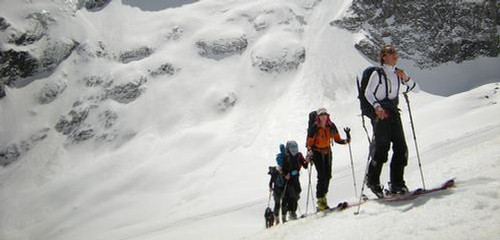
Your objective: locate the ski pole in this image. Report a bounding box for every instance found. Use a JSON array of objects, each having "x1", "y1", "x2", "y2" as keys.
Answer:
[
  {"x1": 305, "y1": 163, "x2": 312, "y2": 215},
  {"x1": 354, "y1": 146, "x2": 371, "y2": 215},
  {"x1": 354, "y1": 116, "x2": 376, "y2": 215},
  {"x1": 403, "y1": 93, "x2": 426, "y2": 189},
  {"x1": 344, "y1": 127, "x2": 358, "y2": 199},
  {"x1": 267, "y1": 189, "x2": 272, "y2": 208}
]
